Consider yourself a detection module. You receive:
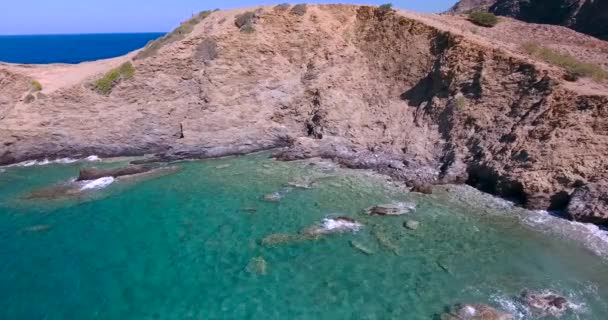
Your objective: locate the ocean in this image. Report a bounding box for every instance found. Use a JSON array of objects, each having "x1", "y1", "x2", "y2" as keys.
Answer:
[
  {"x1": 1, "y1": 153, "x2": 607, "y2": 319},
  {"x1": 0, "y1": 33, "x2": 165, "y2": 64}
]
